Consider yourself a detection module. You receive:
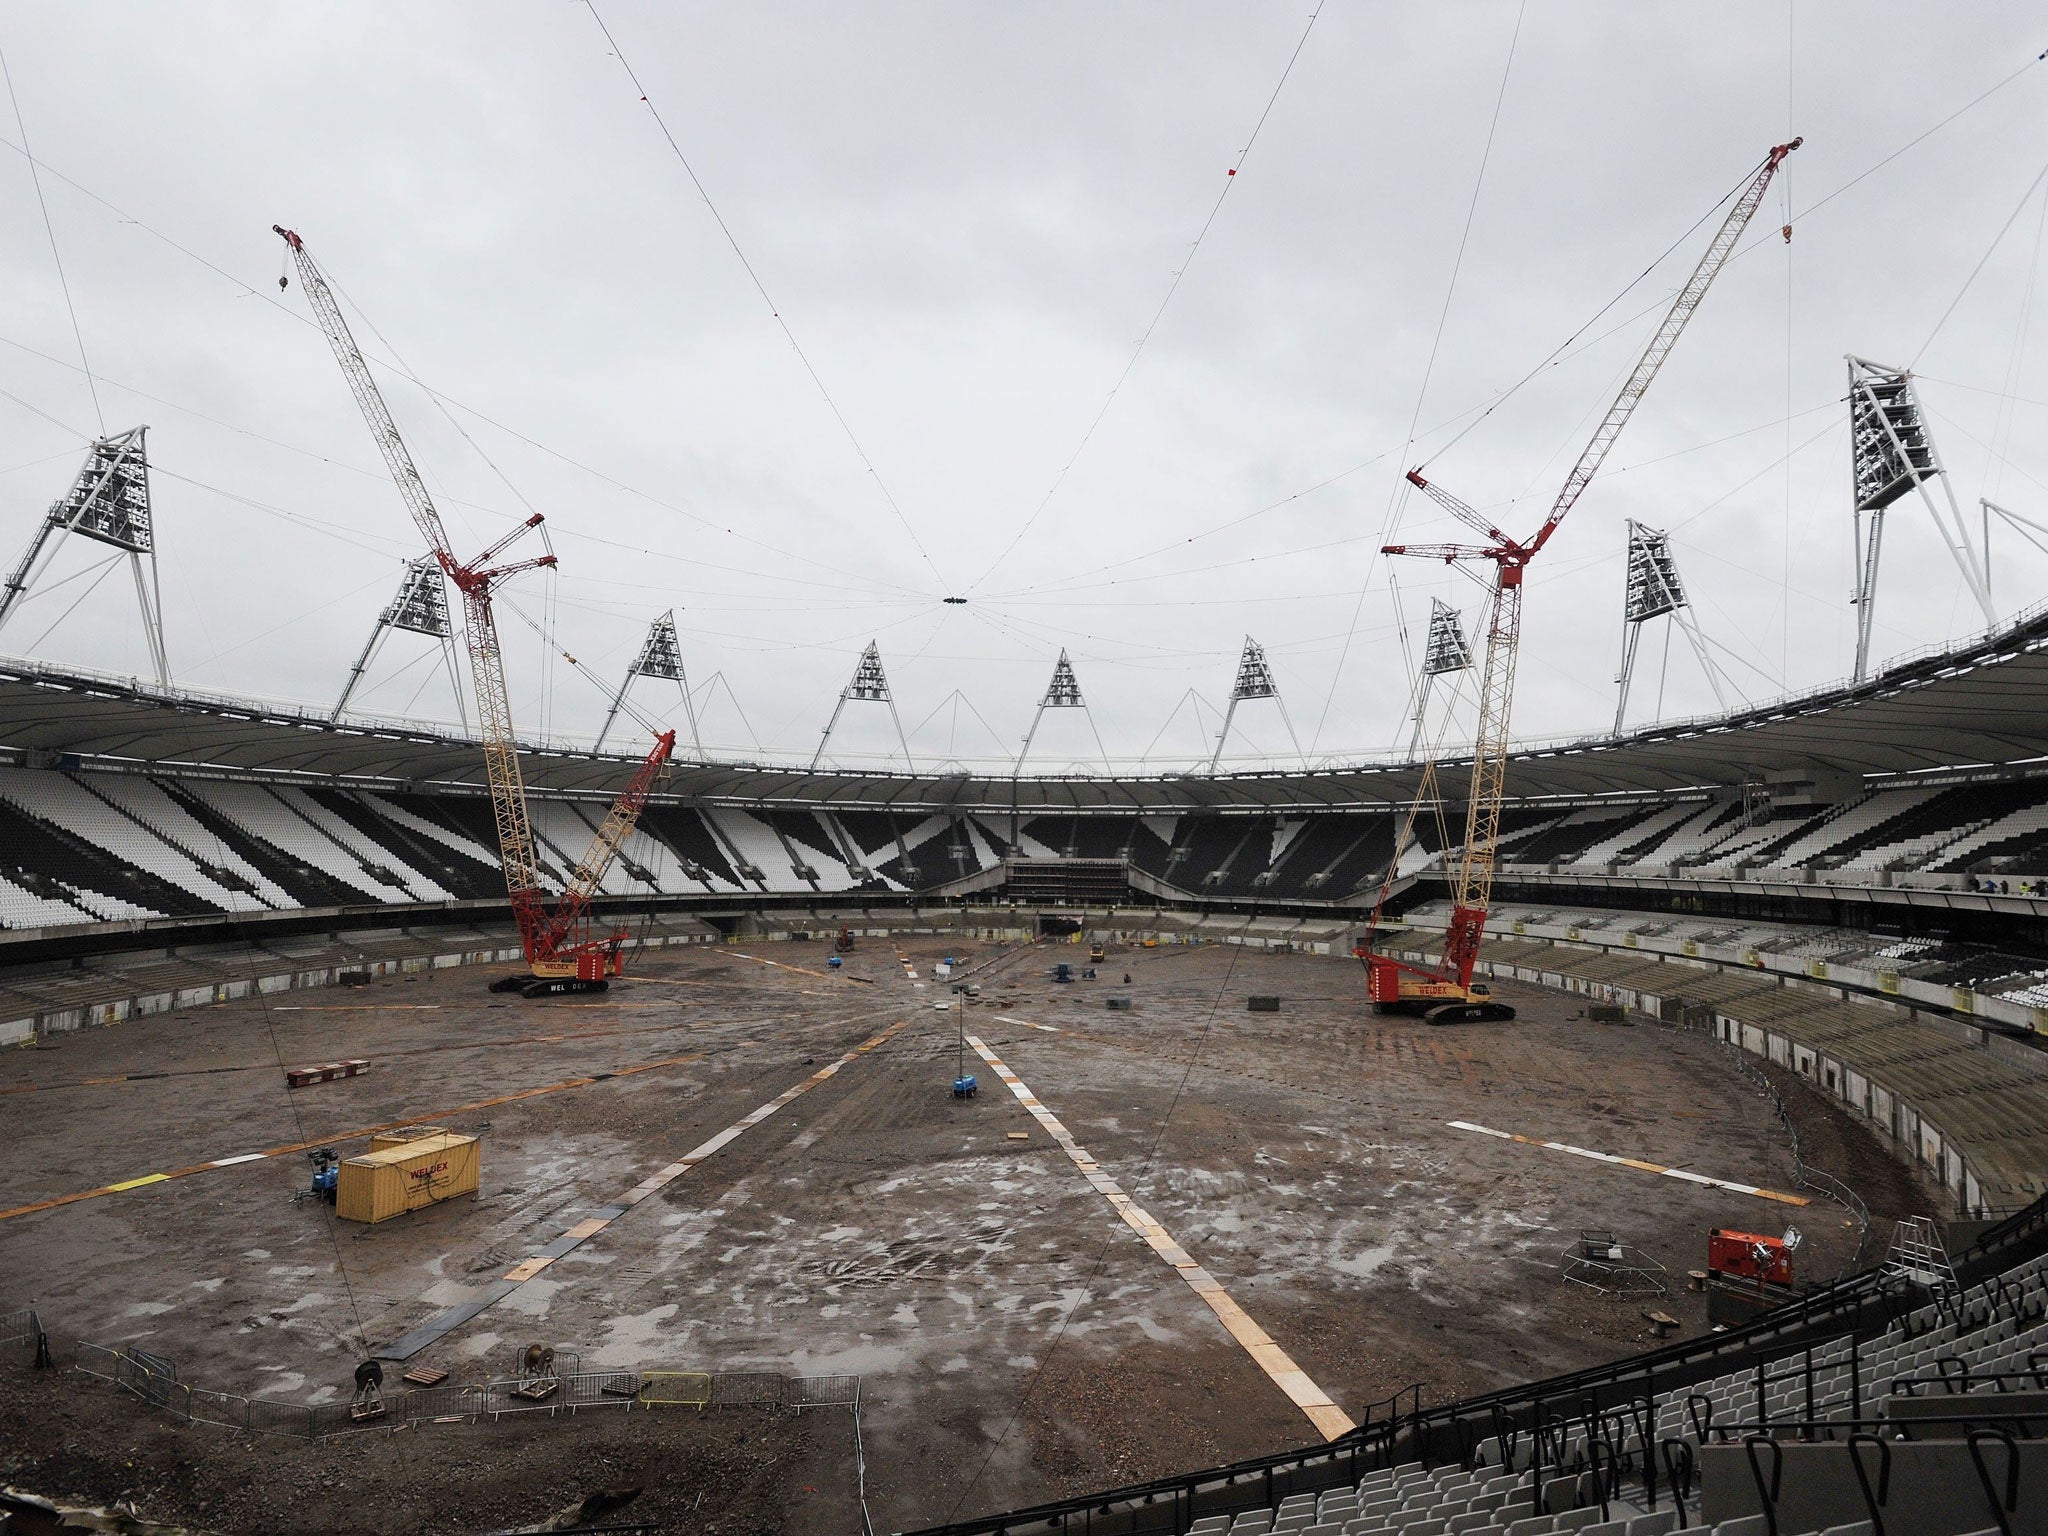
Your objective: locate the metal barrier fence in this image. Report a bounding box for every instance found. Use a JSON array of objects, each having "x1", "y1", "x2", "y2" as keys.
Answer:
[
  {"x1": 0, "y1": 1307, "x2": 42, "y2": 1365},
  {"x1": 1671, "y1": 1010, "x2": 1877, "y2": 1278},
  {"x1": 65, "y1": 1335, "x2": 856, "y2": 1441}
]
